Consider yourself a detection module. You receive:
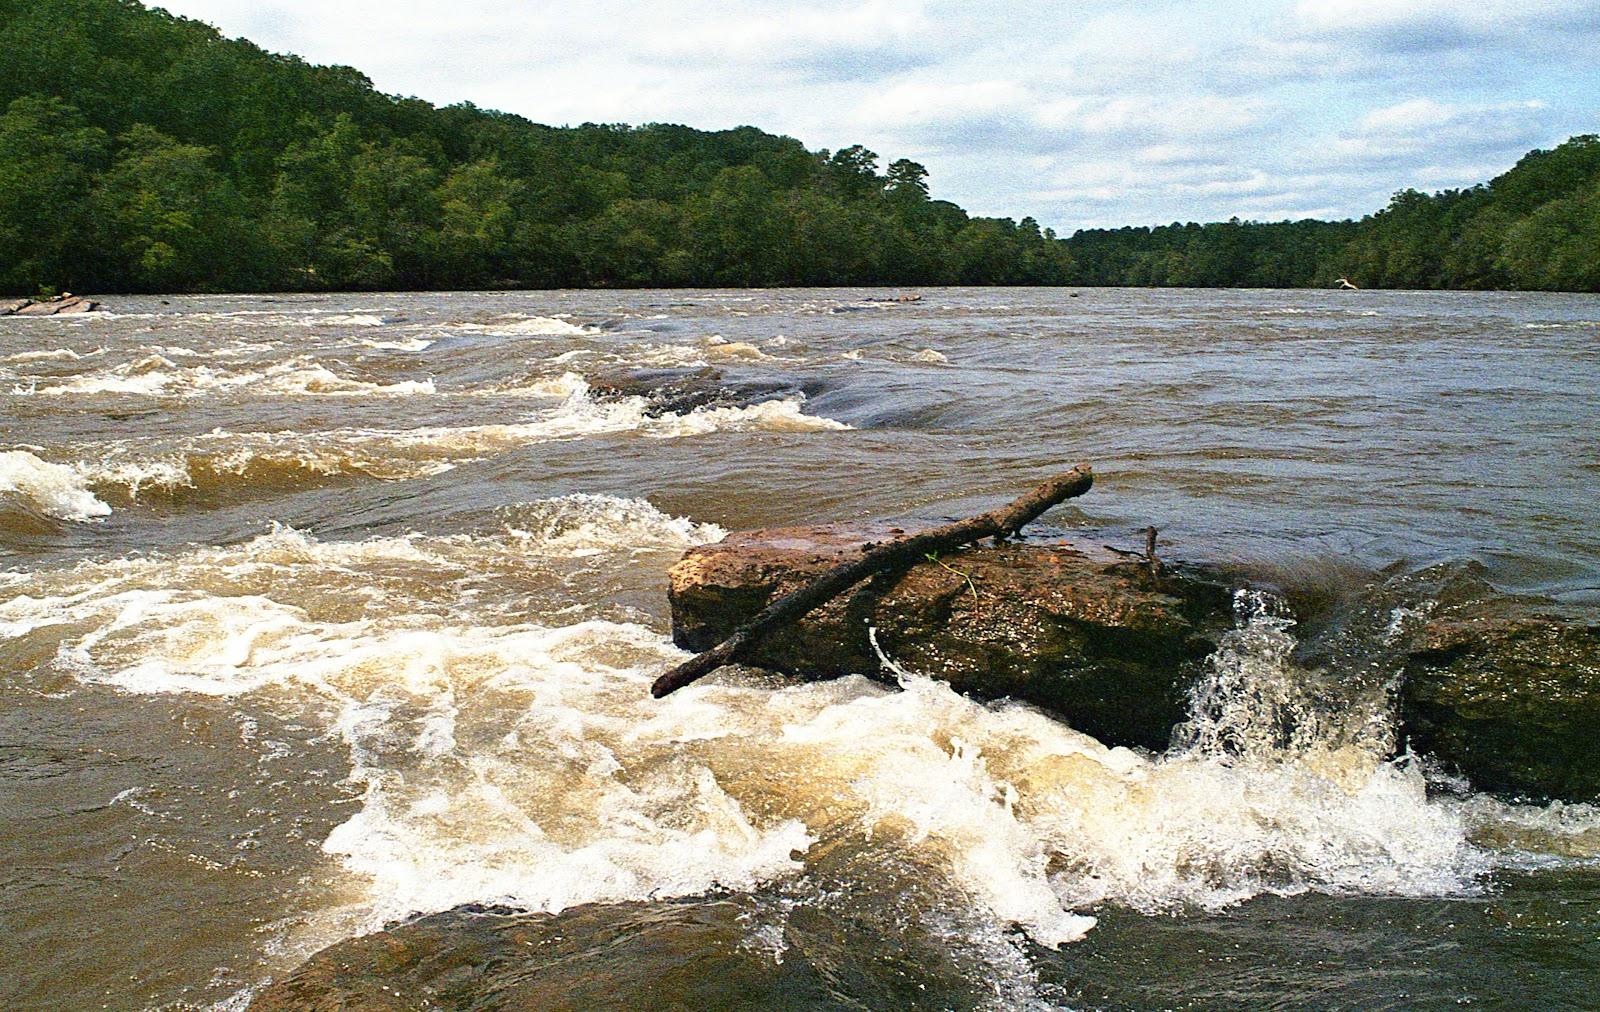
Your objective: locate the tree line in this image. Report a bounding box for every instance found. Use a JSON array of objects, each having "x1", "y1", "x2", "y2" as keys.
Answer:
[
  {"x1": 1068, "y1": 135, "x2": 1600, "y2": 292},
  {"x1": 1, "y1": 0, "x2": 1596, "y2": 294}
]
